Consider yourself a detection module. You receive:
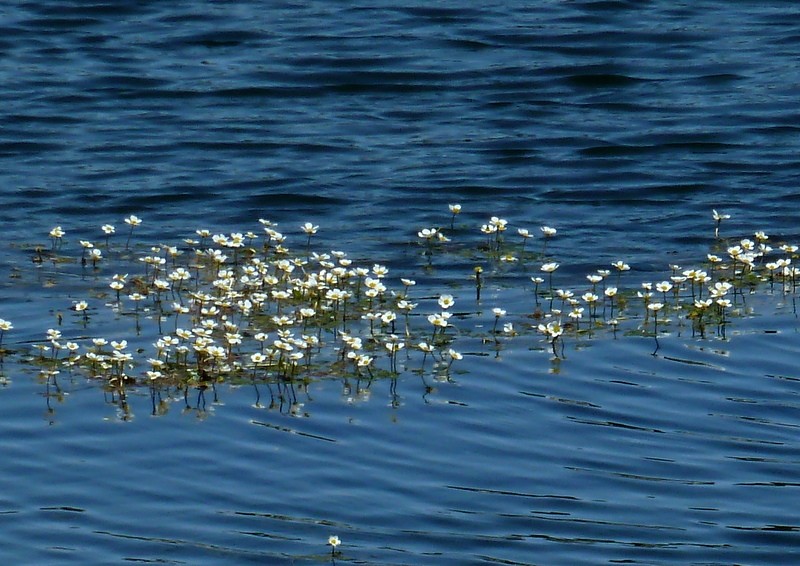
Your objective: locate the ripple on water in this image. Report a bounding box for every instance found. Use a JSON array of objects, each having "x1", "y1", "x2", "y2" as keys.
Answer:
[{"x1": 1, "y1": 0, "x2": 800, "y2": 564}]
